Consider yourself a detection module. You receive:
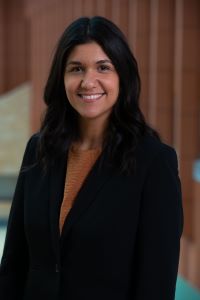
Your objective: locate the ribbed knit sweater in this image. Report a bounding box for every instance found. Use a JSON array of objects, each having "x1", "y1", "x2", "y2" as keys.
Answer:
[{"x1": 59, "y1": 146, "x2": 102, "y2": 233}]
